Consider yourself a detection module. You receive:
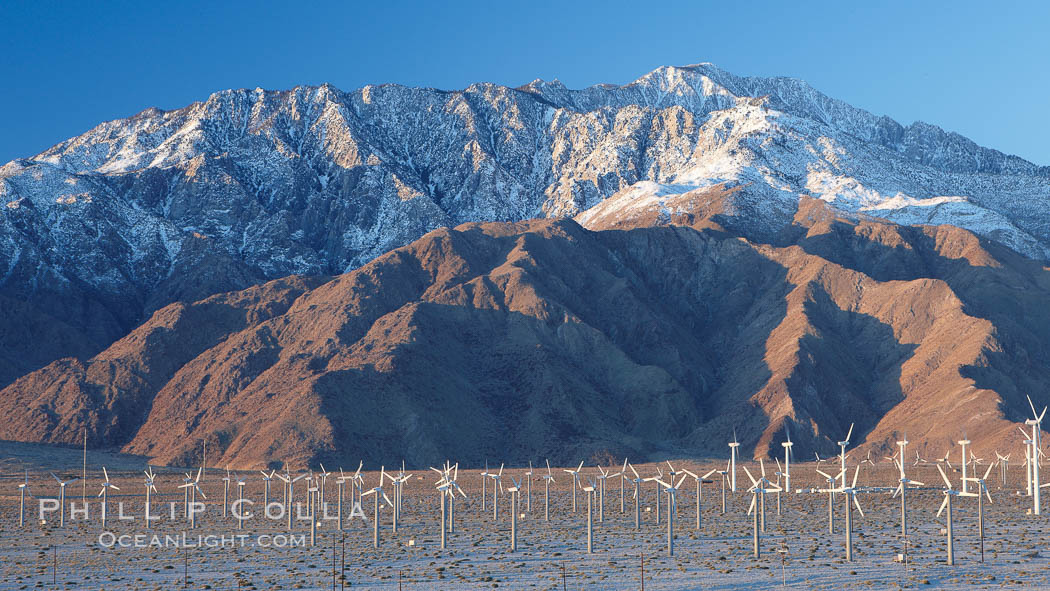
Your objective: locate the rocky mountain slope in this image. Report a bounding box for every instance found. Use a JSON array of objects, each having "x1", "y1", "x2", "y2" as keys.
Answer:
[
  {"x1": 2, "y1": 63, "x2": 1048, "y2": 388},
  {"x1": 2, "y1": 196, "x2": 1047, "y2": 468}
]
